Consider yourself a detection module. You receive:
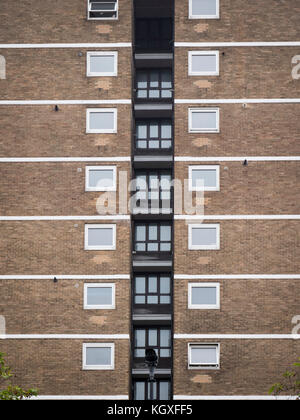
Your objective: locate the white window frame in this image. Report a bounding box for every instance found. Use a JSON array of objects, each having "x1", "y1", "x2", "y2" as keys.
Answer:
[
  {"x1": 188, "y1": 282, "x2": 220, "y2": 309},
  {"x1": 82, "y1": 343, "x2": 115, "y2": 370},
  {"x1": 188, "y1": 165, "x2": 220, "y2": 192},
  {"x1": 188, "y1": 51, "x2": 219, "y2": 76},
  {"x1": 87, "y1": 51, "x2": 118, "y2": 77},
  {"x1": 85, "y1": 166, "x2": 117, "y2": 192},
  {"x1": 188, "y1": 224, "x2": 220, "y2": 250},
  {"x1": 189, "y1": 0, "x2": 220, "y2": 19},
  {"x1": 84, "y1": 283, "x2": 116, "y2": 309},
  {"x1": 86, "y1": 108, "x2": 117, "y2": 134},
  {"x1": 188, "y1": 343, "x2": 220, "y2": 369},
  {"x1": 188, "y1": 108, "x2": 220, "y2": 133},
  {"x1": 87, "y1": 0, "x2": 119, "y2": 21},
  {"x1": 84, "y1": 224, "x2": 116, "y2": 251}
]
